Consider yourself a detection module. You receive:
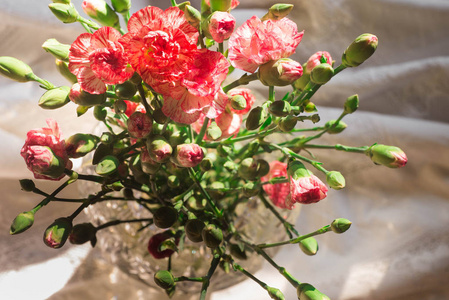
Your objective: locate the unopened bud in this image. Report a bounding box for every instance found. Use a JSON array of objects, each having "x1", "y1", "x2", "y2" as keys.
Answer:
[
  {"x1": 311, "y1": 114, "x2": 320, "y2": 123},
  {"x1": 185, "y1": 219, "x2": 205, "y2": 243},
  {"x1": 127, "y1": 111, "x2": 153, "y2": 139},
  {"x1": 43, "y1": 217, "x2": 73, "y2": 249},
  {"x1": 69, "y1": 83, "x2": 106, "y2": 106},
  {"x1": 154, "y1": 270, "x2": 175, "y2": 290},
  {"x1": 111, "y1": 0, "x2": 131, "y2": 13},
  {"x1": 310, "y1": 63, "x2": 334, "y2": 85},
  {"x1": 115, "y1": 81, "x2": 137, "y2": 99},
  {"x1": 299, "y1": 237, "x2": 319, "y2": 256},
  {"x1": 49, "y1": 3, "x2": 79, "y2": 23},
  {"x1": 242, "y1": 182, "x2": 259, "y2": 197},
  {"x1": 304, "y1": 102, "x2": 317, "y2": 113},
  {"x1": 279, "y1": 115, "x2": 297, "y2": 132},
  {"x1": 206, "y1": 121, "x2": 222, "y2": 140},
  {"x1": 175, "y1": 144, "x2": 204, "y2": 167},
  {"x1": 230, "y1": 243, "x2": 247, "y2": 260},
  {"x1": 202, "y1": 223, "x2": 223, "y2": 248},
  {"x1": 344, "y1": 94, "x2": 359, "y2": 114},
  {"x1": 0, "y1": 56, "x2": 33, "y2": 82},
  {"x1": 207, "y1": 11, "x2": 236, "y2": 43},
  {"x1": 342, "y1": 33, "x2": 378, "y2": 67},
  {"x1": 55, "y1": 59, "x2": 77, "y2": 83},
  {"x1": 10, "y1": 211, "x2": 35, "y2": 235},
  {"x1": 262, "y1": 3, "x2": 294, "y2": 21},
  {"x1": 42, "y1": 39, "x2": 70, "y2": 61},
  {"x1": 267, "y1": 287, "x2": 285, "y2": 300},
  {"x1": 95, "y1": 155, "x2": 119, "y2": 176},
  {"x1": 66, "y1": 133, "x2": 99, "y2": 158},
  {"x1": 153, "y1": 108, "x2": 168, "y2": 125},
  {"x1": 93, "y1": 105, "x2": 107, "y2": 121},
  {"x1": 39, "y1": 86, "x2": 71, "y2": 109},
  {"x1": 19, "y1": 179, "x2": 35, "y2": 192},
  {"x1": 153, "y1": 206, "x2": 178, "y2": 229},
  {"x1": 82, "y1": 0, "x2": 119, "y2": 28},
  {"x1": 305, "y1": 51, "x2": 332, "y2": 74},
  {"x1": 183, "y1": 5, "x2": 201, "y2": 29},
  {"x1": 200, "y1": 156, "x2": 213, "y2": 171},
  {"x1": 140, "y1": 151, "x2": 161, "y2": 175},
  {"x1": 331, "y1": 218, "x2": 352, "y2": 234},
  {"x1": 146, "y1": 135, "x2": 172, "y2": 163},
  {"x1": 365, "y1": 144, "x2": 407, "y2": 168},
  {"x1": 259, "y1": 58, "x2": 303, "y2": 87},
  {"x1": 256, "y1": 159, "x2": 270, "y2": 177},
  {"x1": 230, "y1": 95, "x2": 247, "y2": 111},
  {"x1": 224, "y1": 160, "x2": 237, "y2": 171},
  {"x1": 69, "y1": 223, "x2": 97, "y2": 245},
  {"x1": 269, "y1": 100, "x2": 291, "y2": 117},
  {"x1": 52, "y1": 0, "x2": 71, "y2": 4},
  {"x1": 246, "y1": 106, "x2": 266, "y2": 130},
  {"x1": 297, "y1": 283, "x2": 330, "y2": 300},
  {"x1": 187, "y1": 196, "x2": 207, "y2": 211},
  {"x1": 325, "y1": 120, "x2": 347, "y2": 134},
  {"x1": 238, "y1": 157, "x2": 258, "y2": 180},
  {"x1": 326, "y1": 171, "x2": 345, "y2": 190}
]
